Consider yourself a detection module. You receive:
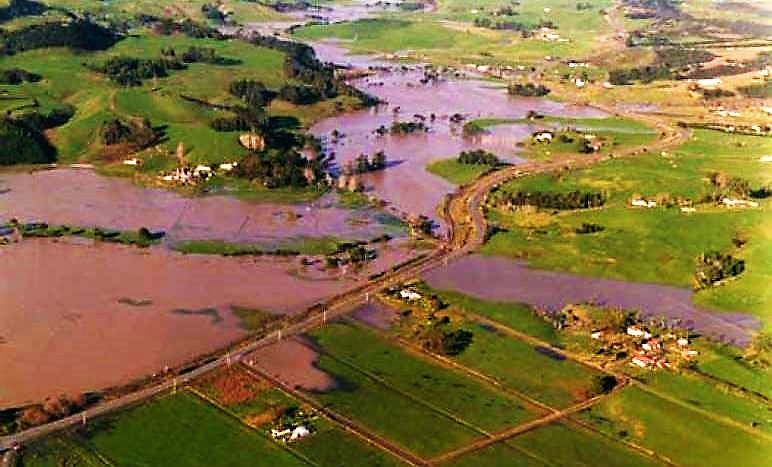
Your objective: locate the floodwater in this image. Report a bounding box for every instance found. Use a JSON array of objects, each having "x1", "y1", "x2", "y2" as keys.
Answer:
[
  {"x1": 423, "y1": 255, "x2": 760, "y2": 347},
  {"x1": 351, "y1": 302, "x2": 399, "y2": 329},
  {"x1": 310, "y1": 44, "x2": 606, "y2": 225},
  {"x1": 237, "y1": 4, "x2": 607, "y2": 228},
  {"x1": 247, "y1": 337, "x2": 336, "y2": 392},
  {"x1": 0, "y1": 238, "x2": 353, "y2": 408},
  {"x1": 0, "y1": 169, "x2": 393, "y2": 245}
]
